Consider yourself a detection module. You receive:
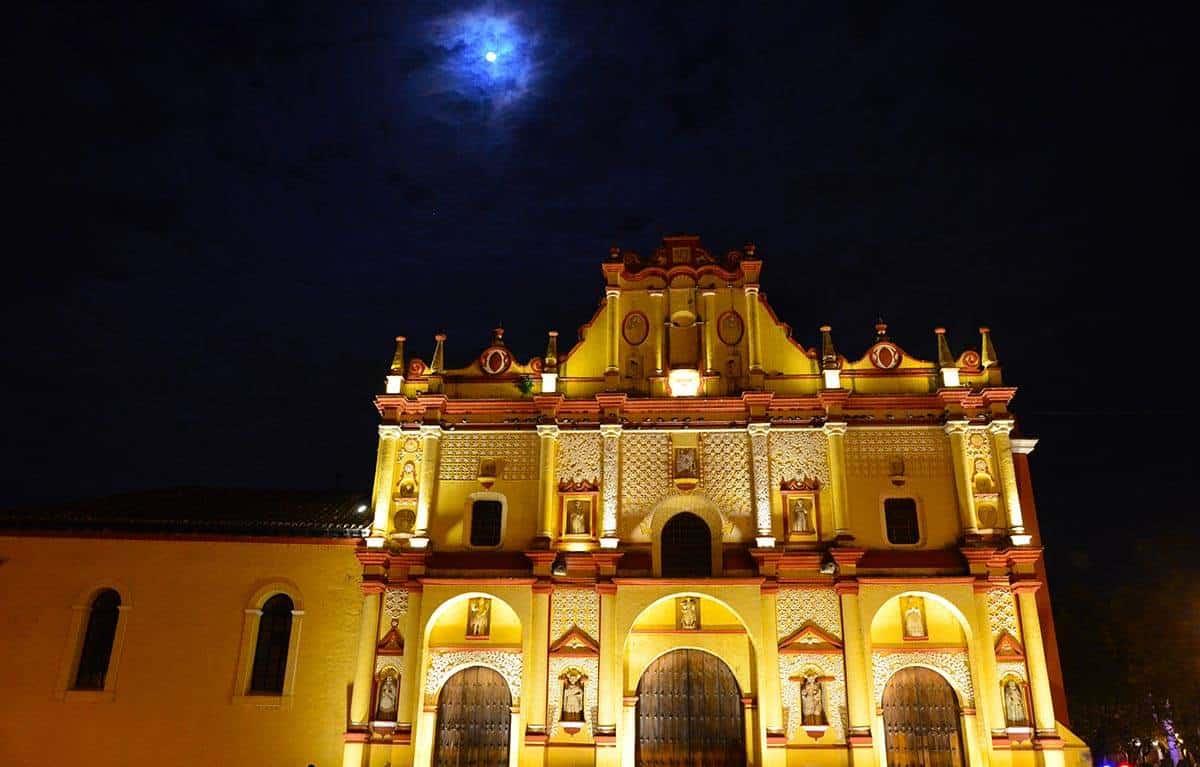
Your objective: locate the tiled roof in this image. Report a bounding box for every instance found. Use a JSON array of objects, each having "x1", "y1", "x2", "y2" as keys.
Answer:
[{"x1": 0, "y1": 487, "x2": 372, "y2": 538}]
